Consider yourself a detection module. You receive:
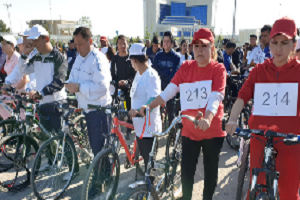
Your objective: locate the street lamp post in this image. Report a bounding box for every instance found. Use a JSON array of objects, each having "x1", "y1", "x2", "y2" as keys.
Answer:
[
  {"x1": 49, "y1": 0, "x2": 53, "y2": 35},
  {"x1": 3, "y1": 4, "x2": 12, "y2": 33}
]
